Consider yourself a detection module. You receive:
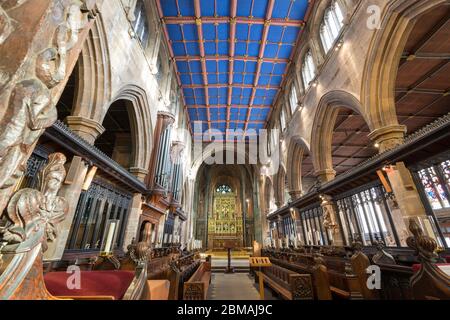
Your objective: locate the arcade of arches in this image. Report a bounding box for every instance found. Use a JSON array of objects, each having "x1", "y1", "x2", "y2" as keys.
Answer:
[{"x1": 0, "y1": 0, "x2": 448, "y2": 301}]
